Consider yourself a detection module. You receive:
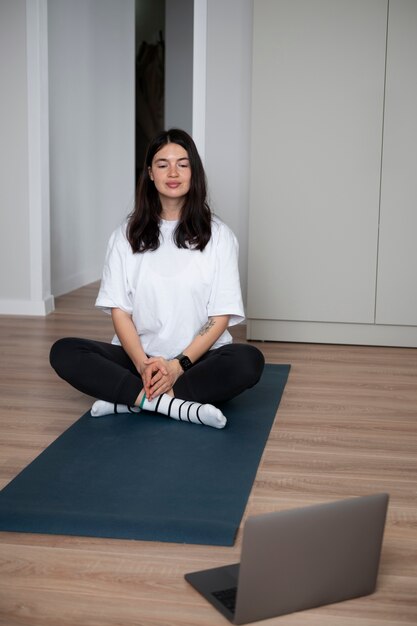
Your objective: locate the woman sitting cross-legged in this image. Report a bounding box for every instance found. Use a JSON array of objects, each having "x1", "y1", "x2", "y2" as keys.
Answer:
[{"x1": 50, "y1": 128, "x2": 265, "y2": 429}]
